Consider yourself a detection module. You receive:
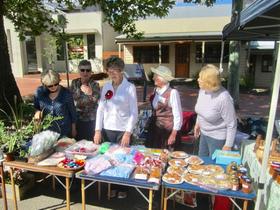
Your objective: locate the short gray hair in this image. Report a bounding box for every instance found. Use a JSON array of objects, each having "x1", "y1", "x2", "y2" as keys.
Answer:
[
  {"x1": 41, "y1": 70, "x2": 60, "y2": 86},
  {"x1": 104, "y1": 56, "x2": 125, "y2": 71}
]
